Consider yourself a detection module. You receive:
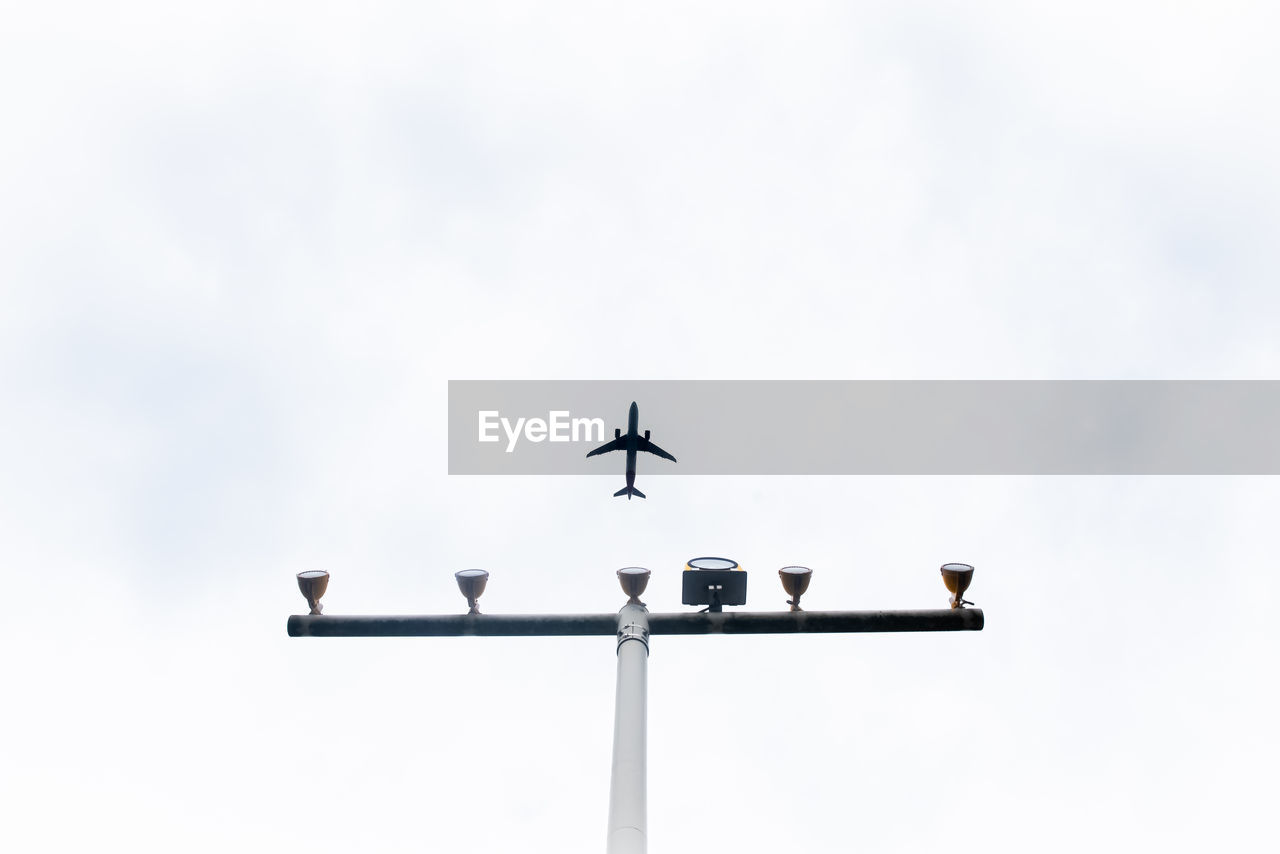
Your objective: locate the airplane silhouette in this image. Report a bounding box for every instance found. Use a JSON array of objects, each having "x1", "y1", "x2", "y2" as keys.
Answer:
[{"x1": 586, "y1": 401, "x2": 677, "y2": 499}]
